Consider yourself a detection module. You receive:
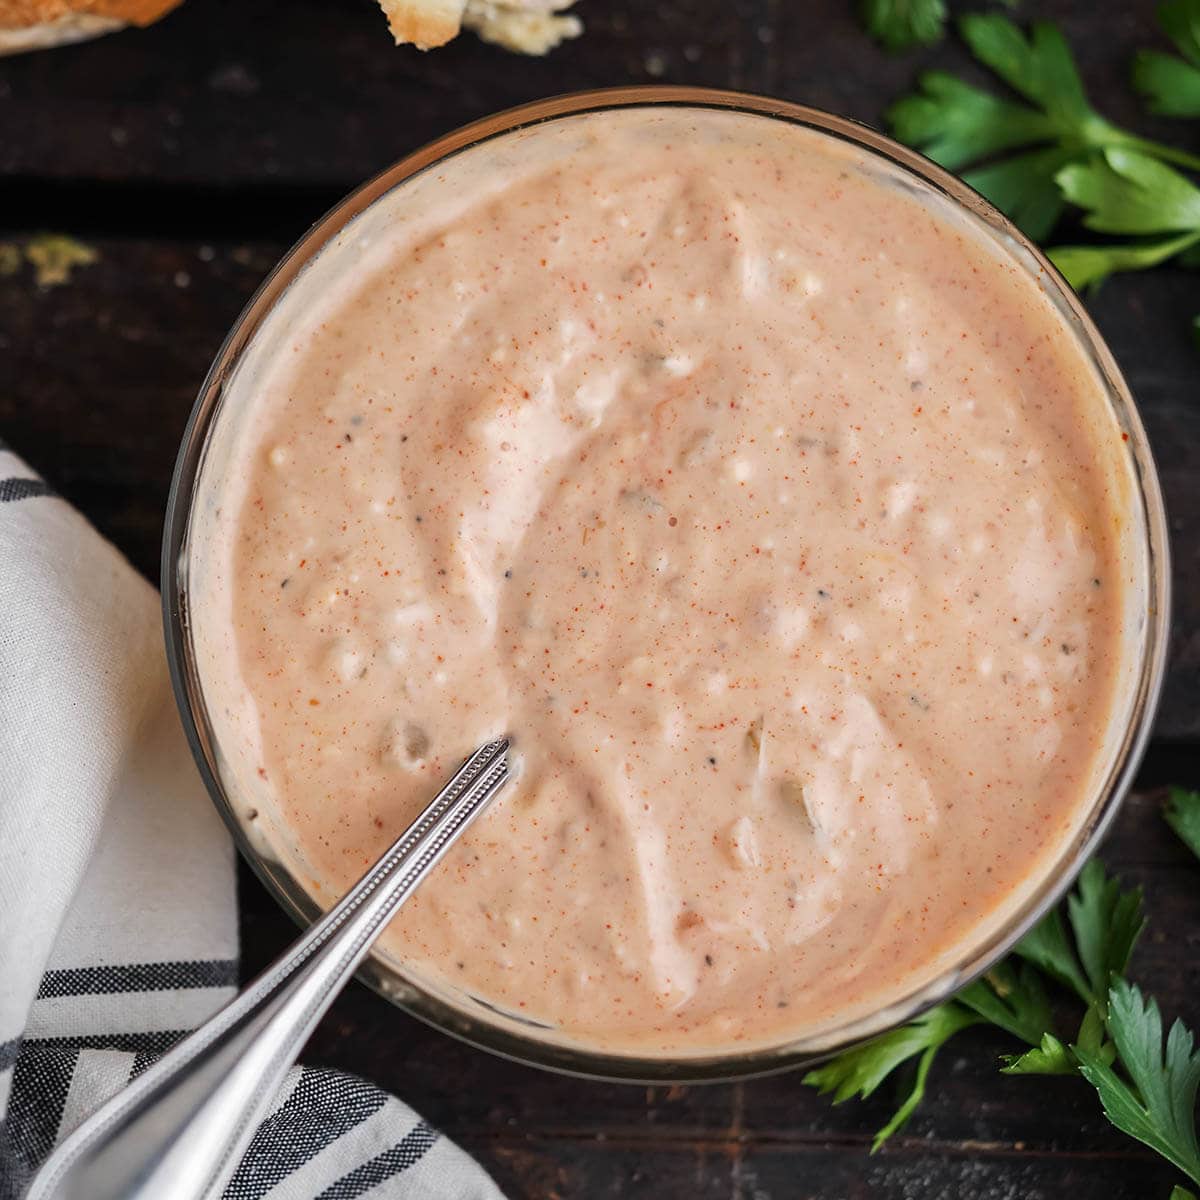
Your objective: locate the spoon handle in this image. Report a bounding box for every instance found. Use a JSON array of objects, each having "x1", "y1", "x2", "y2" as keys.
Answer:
[{"x1": 28, "y1": 738, "x2": 511, "y2": 1200}]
